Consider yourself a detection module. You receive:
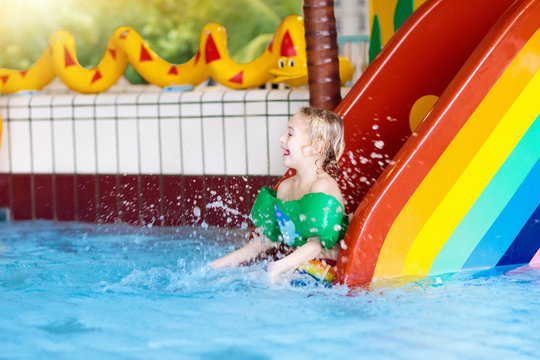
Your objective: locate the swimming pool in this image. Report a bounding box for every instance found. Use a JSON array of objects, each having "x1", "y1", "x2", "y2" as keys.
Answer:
[{"x1": 1, "y1": 221, "x2": 538, "y2": 359}]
